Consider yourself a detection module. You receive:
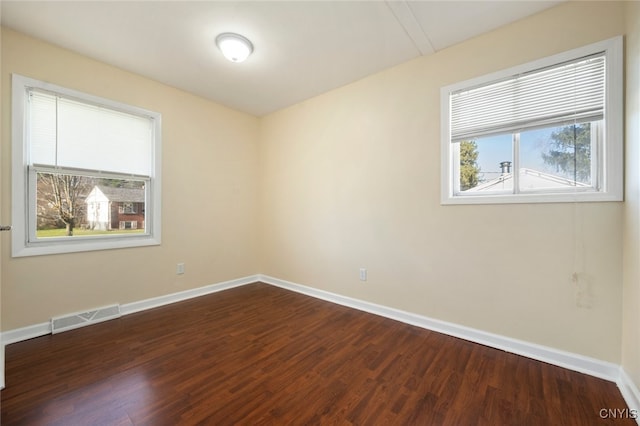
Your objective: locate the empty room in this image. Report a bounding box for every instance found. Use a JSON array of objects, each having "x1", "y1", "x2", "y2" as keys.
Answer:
[{"x1": 0, "y1": 1, "x2": 639, "y2": 424}]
